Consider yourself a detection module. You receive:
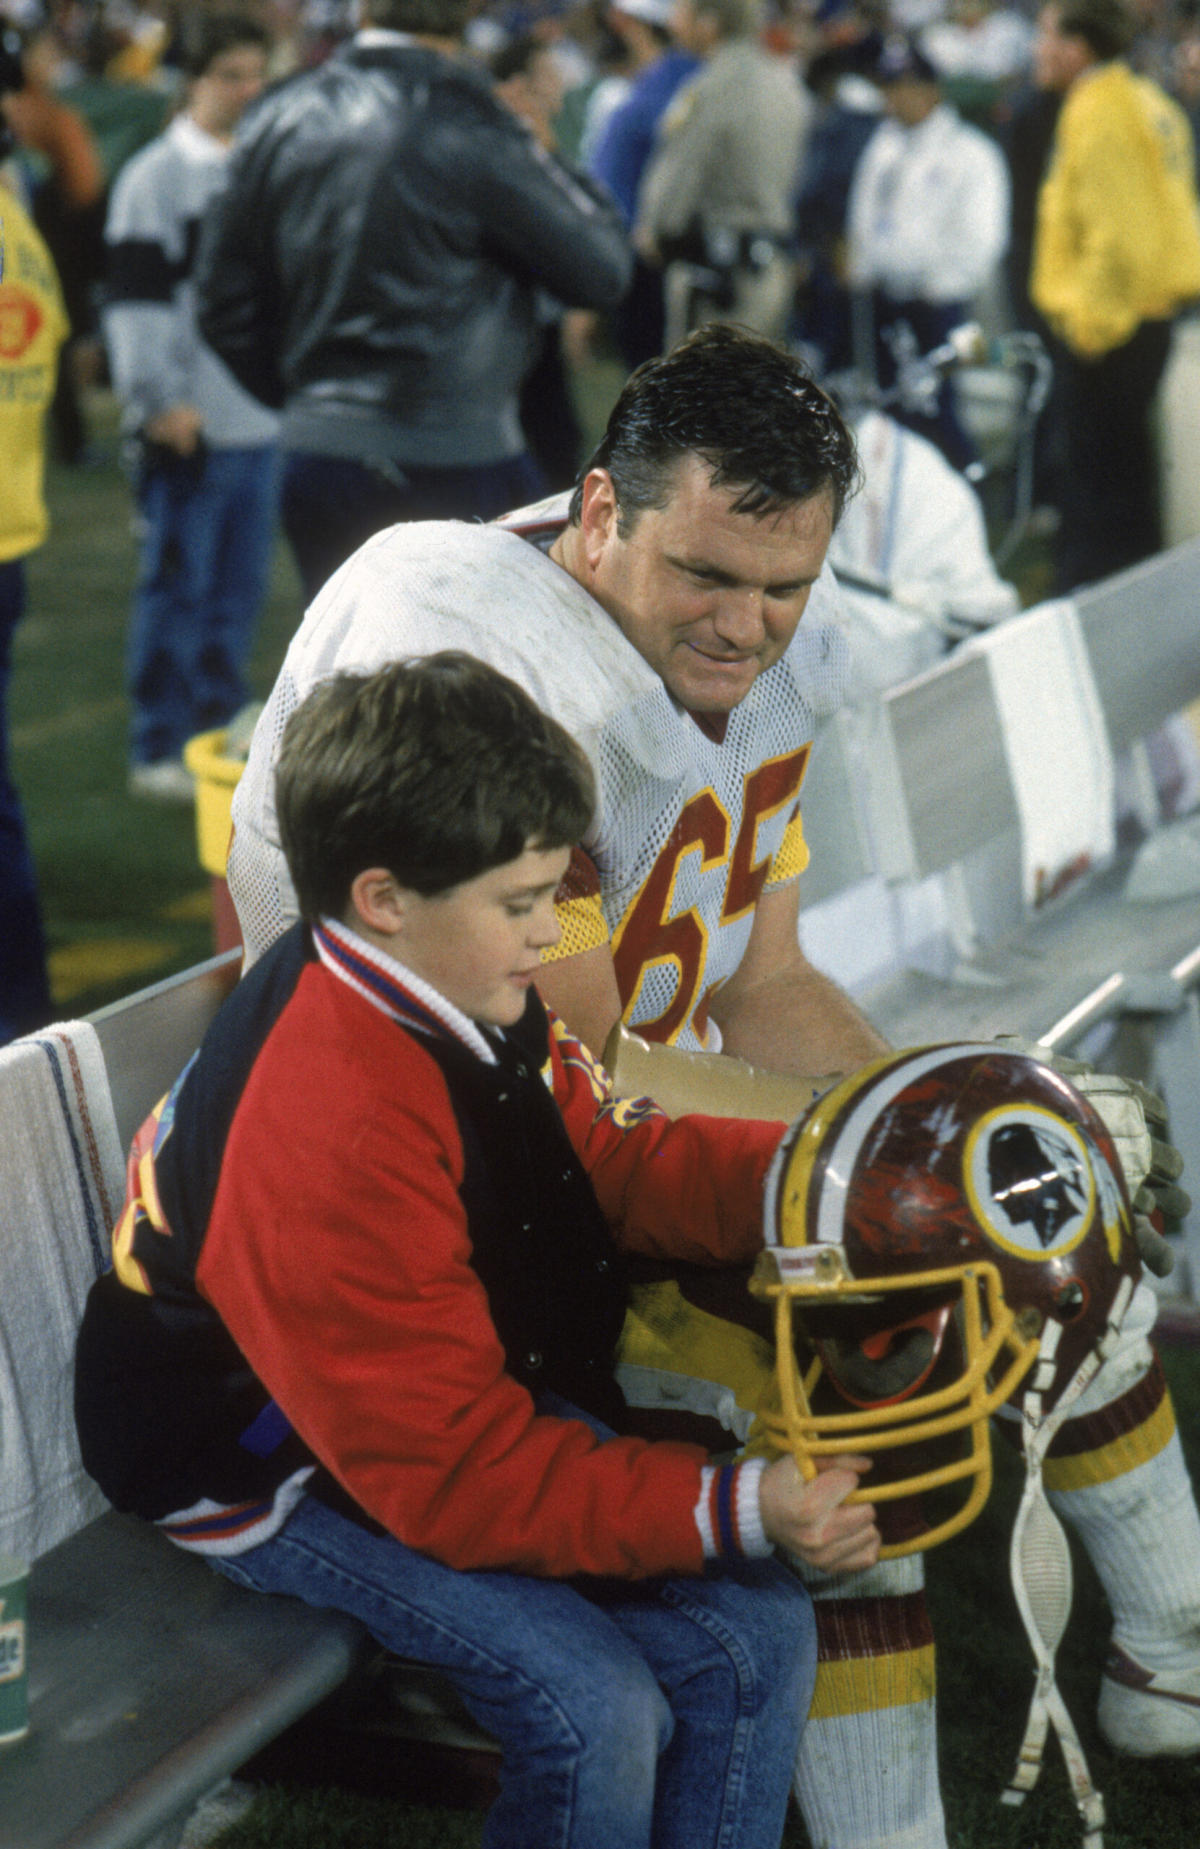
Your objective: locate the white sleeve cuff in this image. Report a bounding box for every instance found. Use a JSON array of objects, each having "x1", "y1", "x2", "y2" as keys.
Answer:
[{"x1": 694, "y1": 1458, "x2": 772, "y2": 1560}]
